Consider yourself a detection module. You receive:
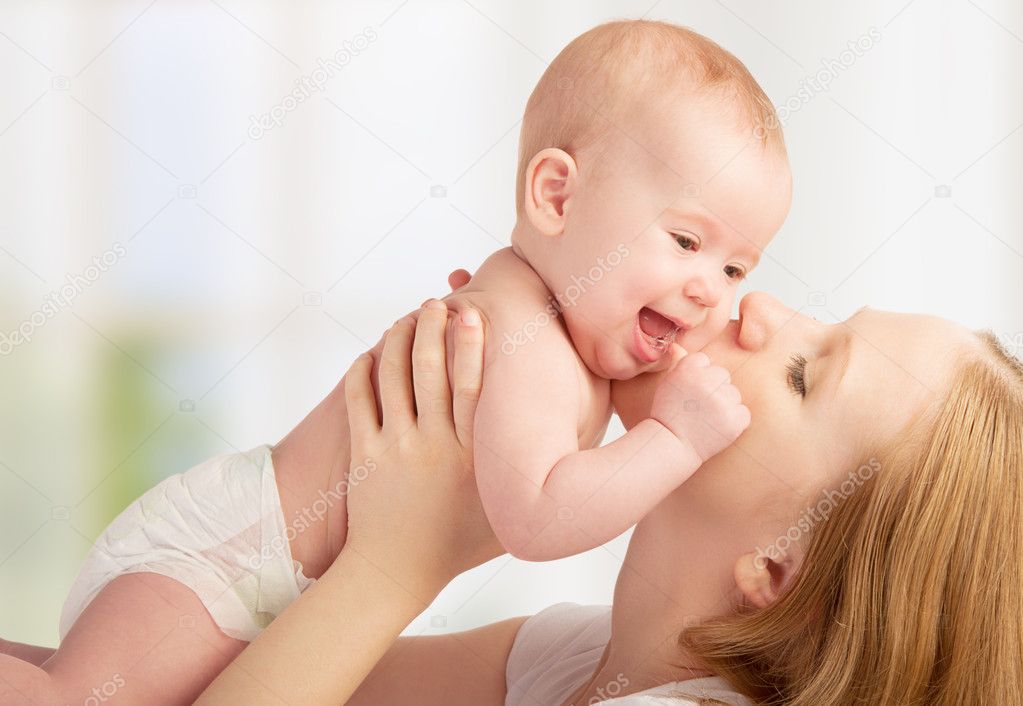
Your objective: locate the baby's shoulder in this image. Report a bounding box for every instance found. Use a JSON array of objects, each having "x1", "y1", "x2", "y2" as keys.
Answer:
[{"x1": 446, "y1": 261, "x2": 574, "y2": 357}]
